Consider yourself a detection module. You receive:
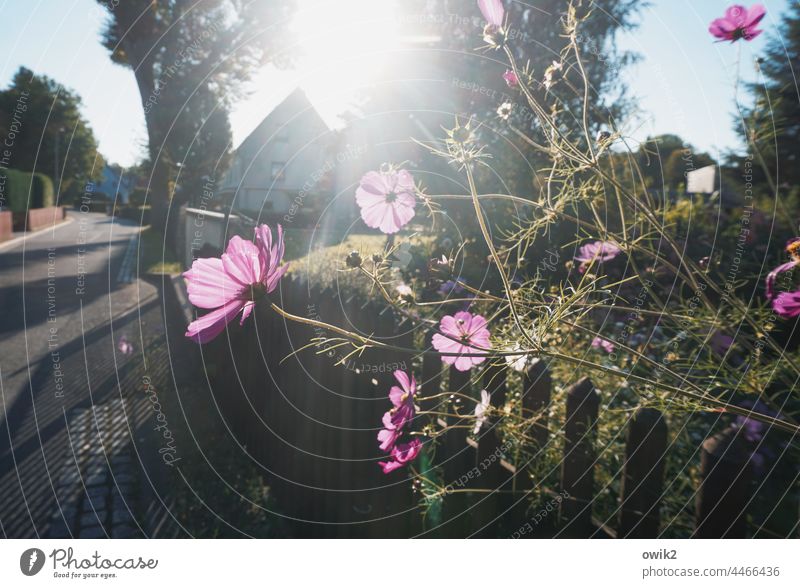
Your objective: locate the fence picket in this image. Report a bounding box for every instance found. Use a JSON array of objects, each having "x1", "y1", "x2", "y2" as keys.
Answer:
[
  {"x1": 559, "y1": 377, "x2": 600, "y2": 537},
  {"x1": 618, "y1": 408, "x2": 667, "y2": 538},
  {"x1": 208, "y1": 285, "x2": 763, "y2": 538},
  {"x1": 472, "y1": 363, "x2": 511, "y2": 536},
  {"x1": 694, "y1": 427, "x2": 753, "y2": 538}
]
